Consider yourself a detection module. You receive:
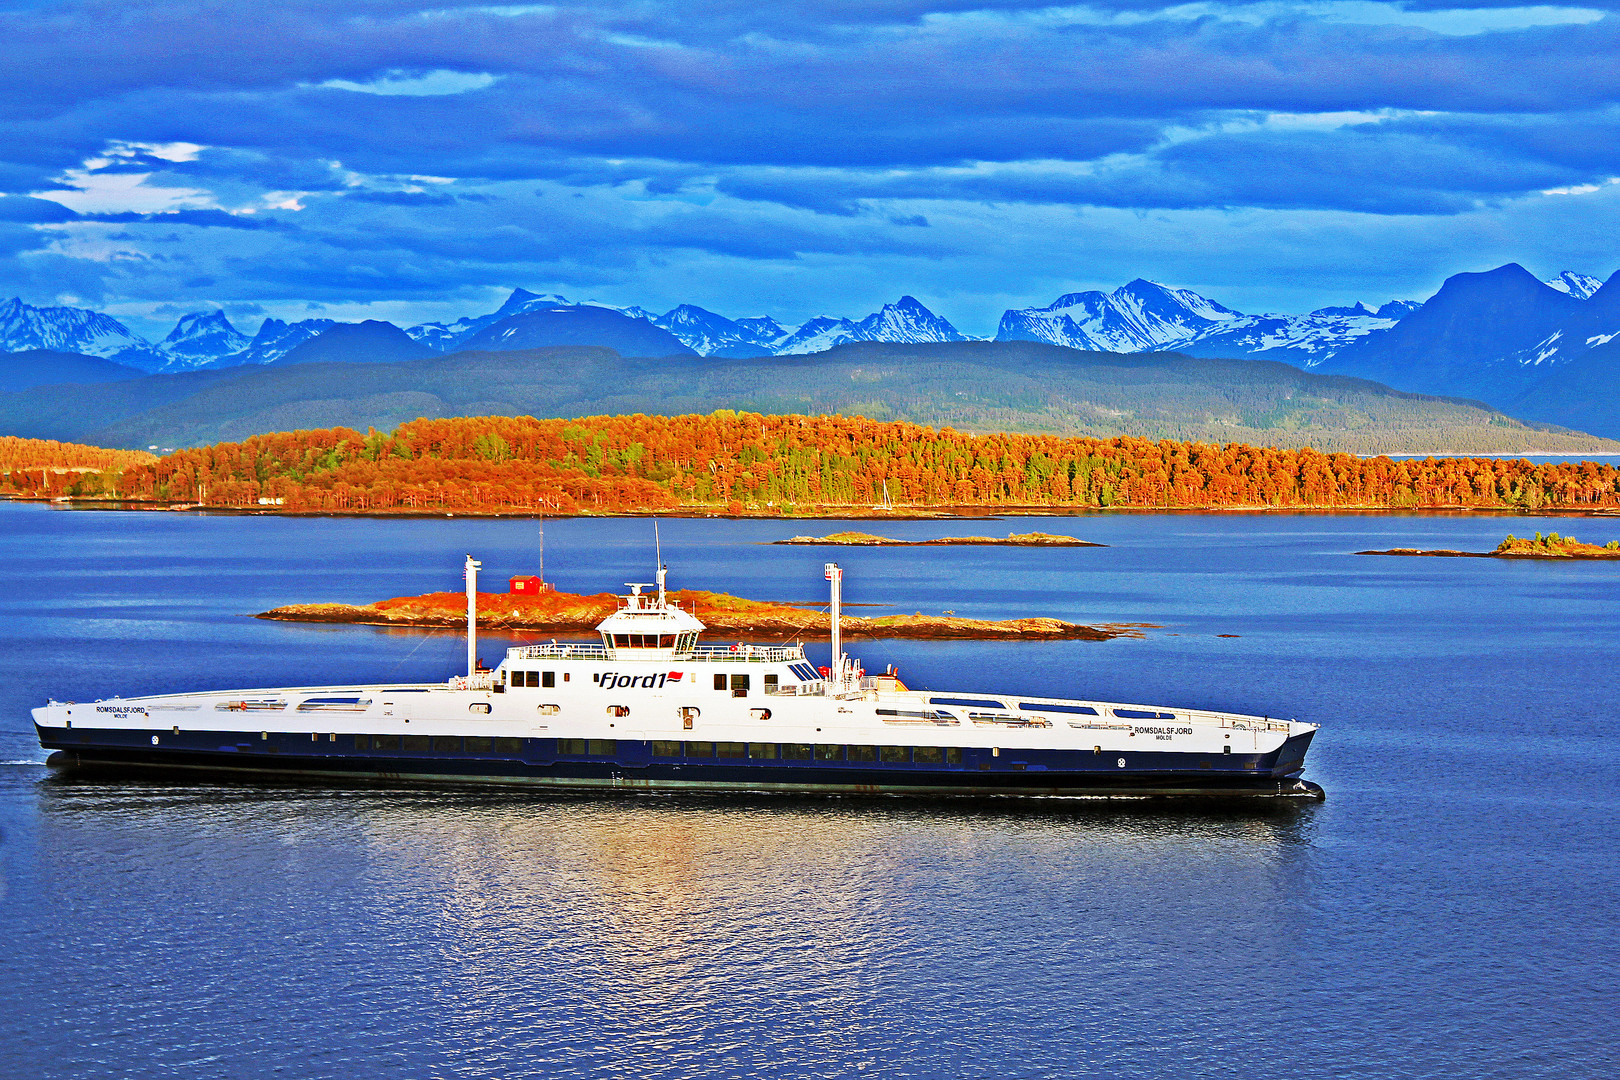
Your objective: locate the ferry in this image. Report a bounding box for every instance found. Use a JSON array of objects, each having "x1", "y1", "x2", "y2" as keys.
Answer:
[{"x1": 33, "y1": 558, "x2": 1323, "y2": 799}]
